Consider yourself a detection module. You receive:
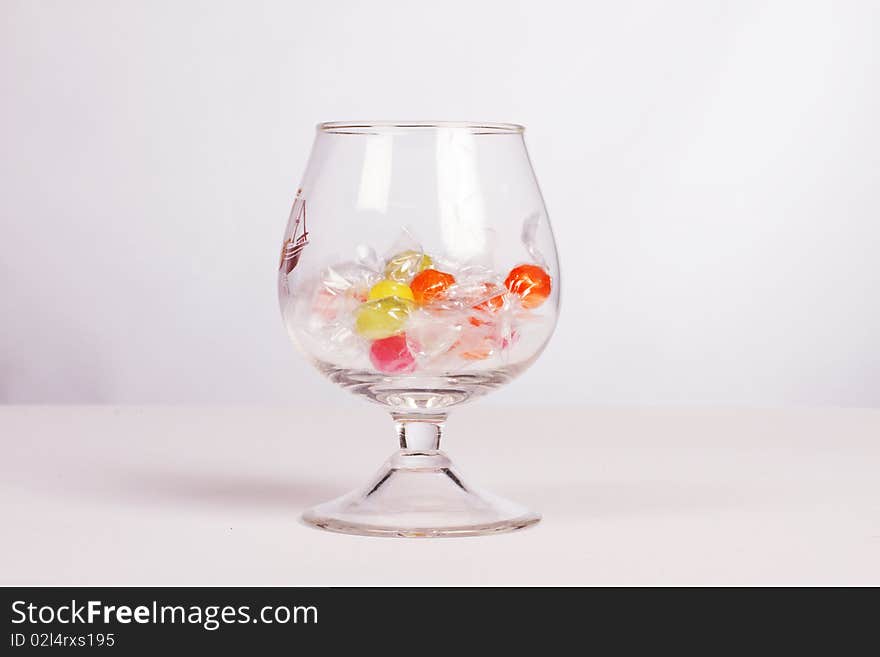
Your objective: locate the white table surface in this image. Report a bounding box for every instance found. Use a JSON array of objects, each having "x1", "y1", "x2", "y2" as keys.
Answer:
[{"x1": 1, "y1": 405, "x2": 878, "y2": 586}]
